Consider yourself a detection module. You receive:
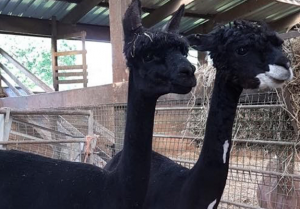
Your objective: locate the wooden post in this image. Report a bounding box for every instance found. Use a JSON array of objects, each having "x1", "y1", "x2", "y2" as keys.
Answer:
[
  {"x1": 81, "y1": 31, "x2": 88, "y2": 88},
  {"x1": 51, "y1": 16, "x2": 59, "y2": 91},
  {"x1": 0, "y1": 111, "x2": 12, "y2": 150},
  {"x1": 109, "y1": 0, "x2": 131, "y2": 83},
  {"x1": 0, "y1": 70, "x2": 4, "y2": 97},
  {"x1": 198, "y1": 52, "x2": 207, "y2": 66}
]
